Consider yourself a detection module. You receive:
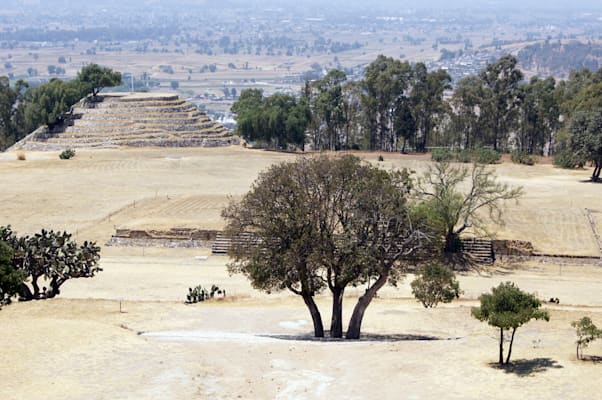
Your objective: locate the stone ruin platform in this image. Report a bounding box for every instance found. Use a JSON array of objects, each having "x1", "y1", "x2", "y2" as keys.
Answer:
[{"x1": 17, "y1": 92, "x2": 239, "y2": 150}]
